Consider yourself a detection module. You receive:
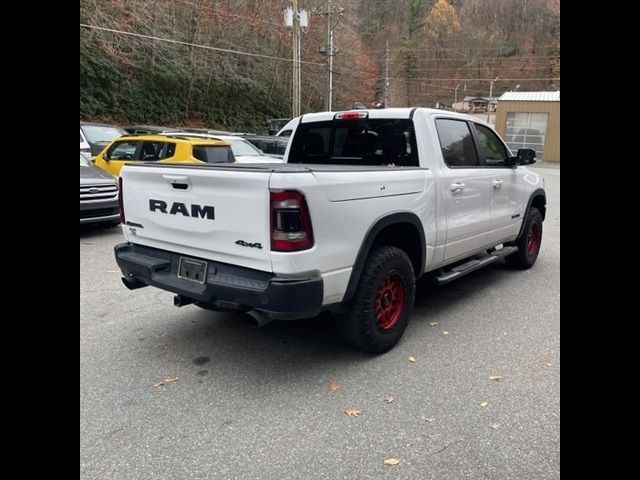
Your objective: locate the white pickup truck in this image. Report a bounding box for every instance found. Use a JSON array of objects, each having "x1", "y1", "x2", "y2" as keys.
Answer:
[{"x1": 114, "y1": 108, "x2": 546, "y2": 353}]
